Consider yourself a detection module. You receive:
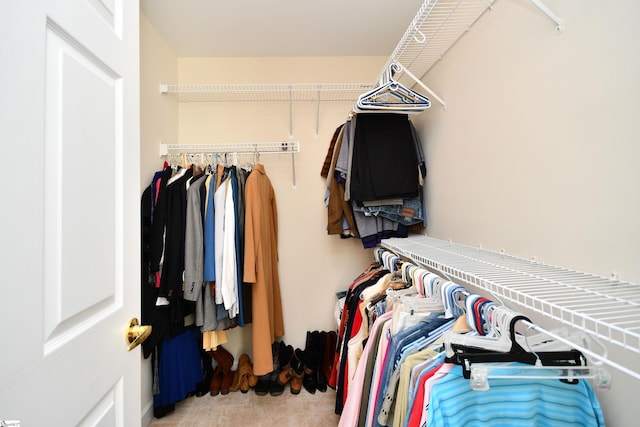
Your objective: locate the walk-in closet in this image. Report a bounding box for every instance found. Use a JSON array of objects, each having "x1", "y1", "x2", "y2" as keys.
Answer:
[
  {"x1": 138, "y1": 1, "x2": 640, "y2": 426},
  {"x1": 3, "y1": 0, "x2": 636, "y2": 426}
]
